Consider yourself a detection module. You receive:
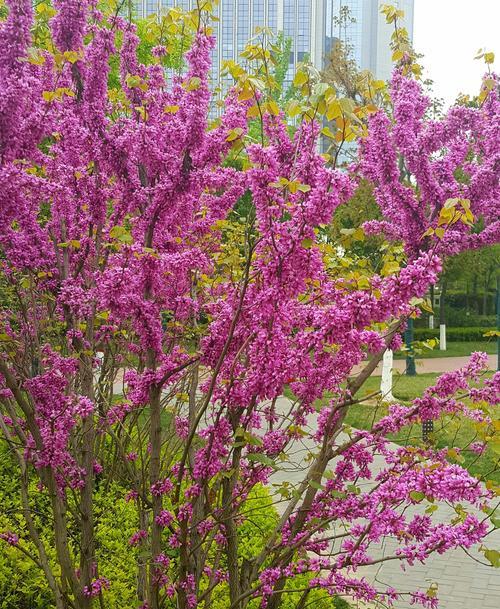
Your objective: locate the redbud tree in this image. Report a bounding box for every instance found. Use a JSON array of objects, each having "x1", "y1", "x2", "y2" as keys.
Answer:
[{"x1": 0, "y1": 2, "x2": 499, "y2": 609}]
